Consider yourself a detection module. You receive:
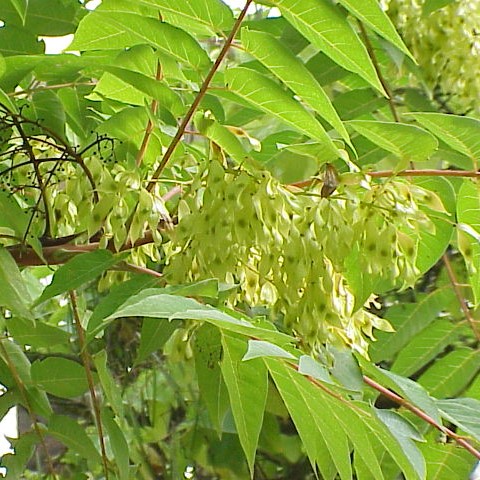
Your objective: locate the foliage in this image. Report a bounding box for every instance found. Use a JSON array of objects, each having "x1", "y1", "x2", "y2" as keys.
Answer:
[{"x1": 0, "y1": 0, "x2": 479, "y2": 479}]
